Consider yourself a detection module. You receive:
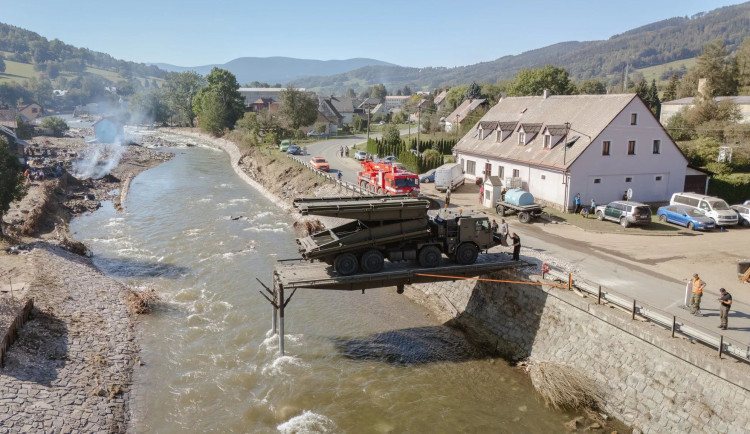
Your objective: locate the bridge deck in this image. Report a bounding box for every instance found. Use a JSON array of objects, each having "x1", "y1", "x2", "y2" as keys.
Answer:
[{"x1": 274, "y1": 253, "x2": 529, "y2": 291}]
